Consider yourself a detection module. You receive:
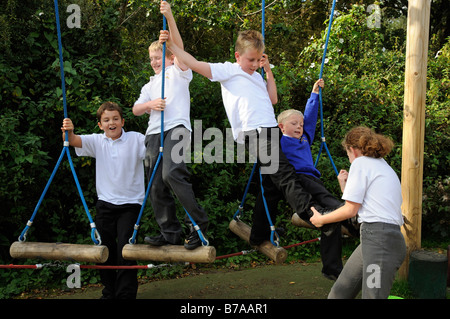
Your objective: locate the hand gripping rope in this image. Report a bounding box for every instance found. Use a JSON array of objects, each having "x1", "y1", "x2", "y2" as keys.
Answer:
[
  {"x1": 129, "y1": 4, "x2": 209, "y2": 246},
  {"x1": 18, "y1": 0, "x2": 101, "y2": 245},
  {"x1": 232, "y1": 0, "x2": 280, "y2": 248},
  {"x1": 314, "y1": 0, "x2": 339, "y2": 176}
]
